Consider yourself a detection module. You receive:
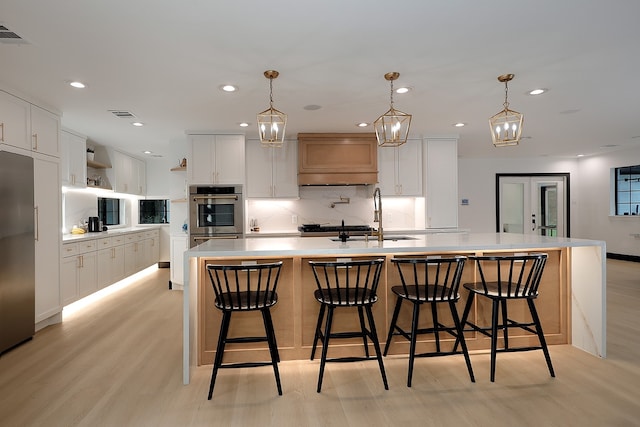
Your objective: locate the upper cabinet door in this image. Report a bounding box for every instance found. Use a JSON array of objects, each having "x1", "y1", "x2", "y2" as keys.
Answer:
[
  {"x1": 0, "y1": 91, "x2": 31, "y2": 151},
  {"x1": 213, "y1": 134, "x2": 245, "y2": 185},
  {"x1": 188, "y1": 134, "x2": 245, "y2": 185},
  {"x1": 377, "y1": 142, "x2": 422, "y2": 196},
  {"x1": 60, "y1": 130, "x2": 87, "y2": 188},
  {"x1": 272, "y1": 140, "x2": 298, "y2": 198},
  {"x1": 30, "y1": 105, "x2": 60, "y2": 157},
  {"x1": 189, "y1": 135, "x2": 215, "y2": 184},
  {"x1": 246, "y1": 140, "x2": 274, "y2": 197}
]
